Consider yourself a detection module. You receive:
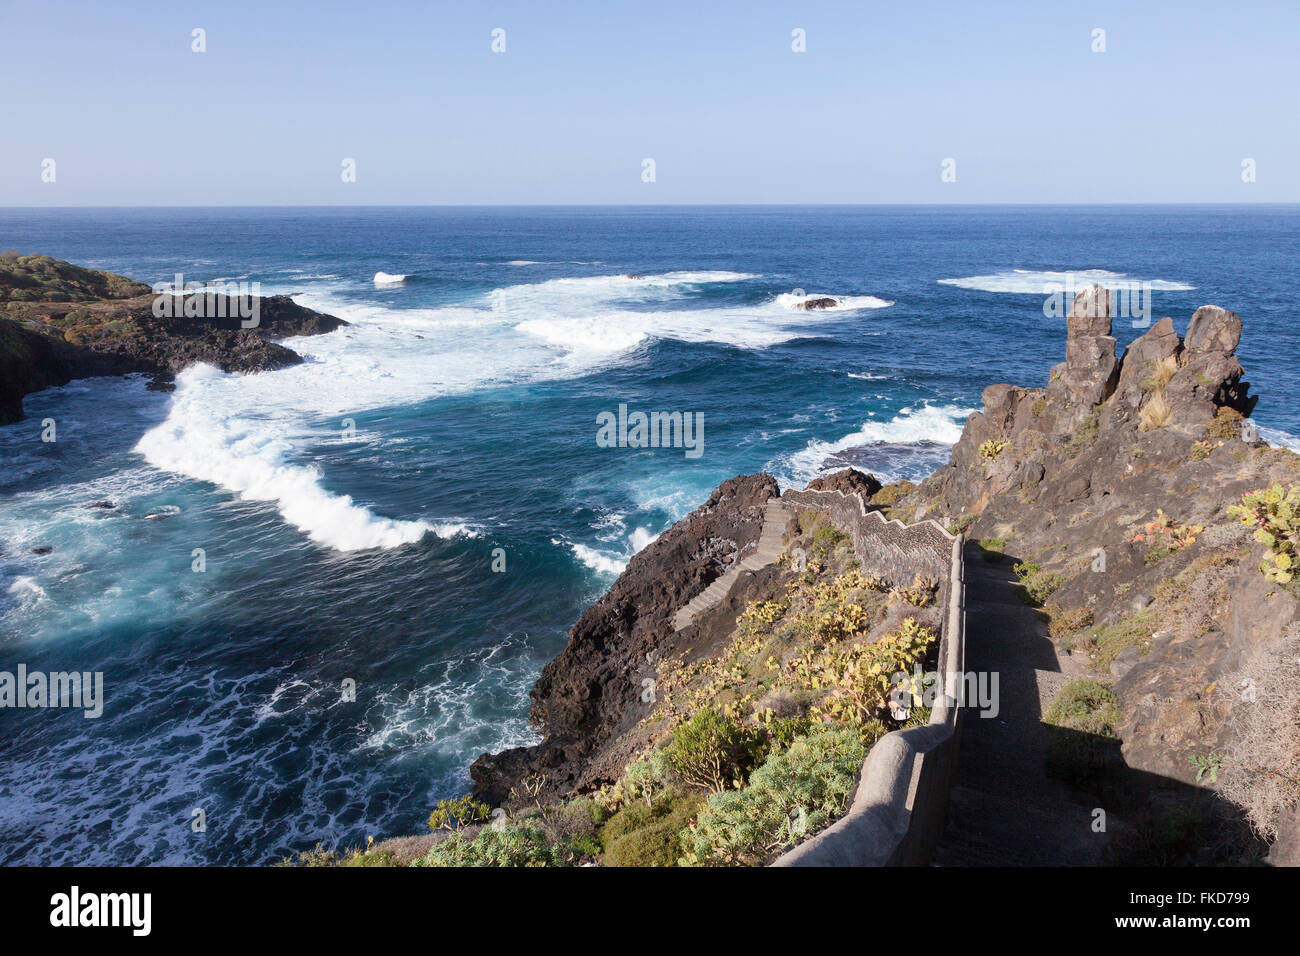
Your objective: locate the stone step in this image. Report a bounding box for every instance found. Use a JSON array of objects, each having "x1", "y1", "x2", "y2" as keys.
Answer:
[{"x1": 672, "y1": 498, "x2": 793, "y2": 631}]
